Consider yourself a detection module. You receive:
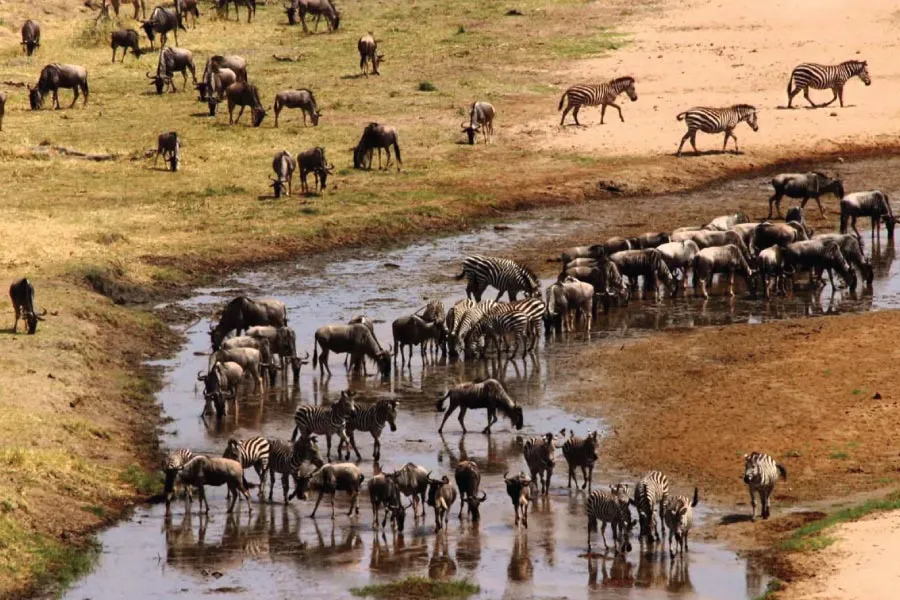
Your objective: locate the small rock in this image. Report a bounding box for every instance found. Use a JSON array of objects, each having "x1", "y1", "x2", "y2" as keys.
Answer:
[
  {"x1": 847, "y1": 466, "x2": 864, "y2": 474},
  {"x1": 873, "y1": 392, "x2": 882, "y2": 400},
  {"x1": 494, "y1": 224, "x2": 511, "y2": 231},
  {"x1": 505, "y1": 9, "x2": 524, "y2": 15},
  {"x1": 383, "y1": 263, "x2": 401, "y2": 269},
  {"x1": 47, "y1": 373, "x2": 55, "y2": 379},
  {"x1": 829, "y1": 112, "x2": 838, "y2": 117}
]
